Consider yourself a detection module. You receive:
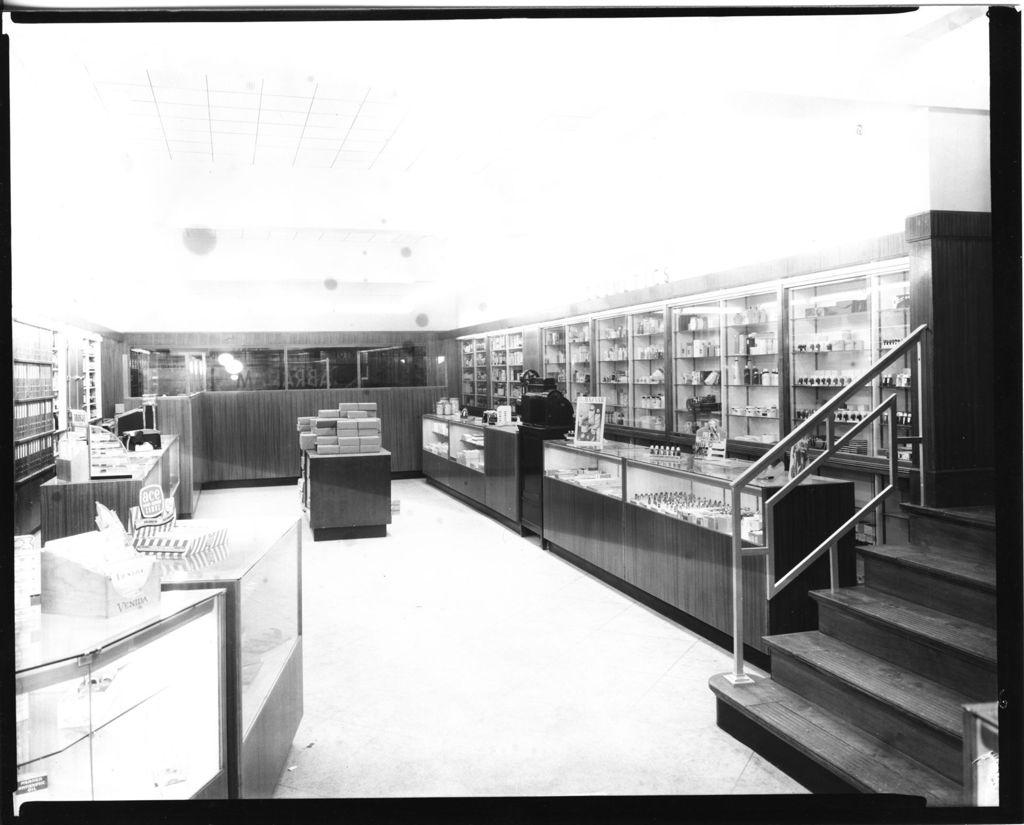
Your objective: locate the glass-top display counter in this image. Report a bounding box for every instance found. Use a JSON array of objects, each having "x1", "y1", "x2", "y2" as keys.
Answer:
[{"x1": 544, "y1": 439, "x2": 836, "y2": 542}]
